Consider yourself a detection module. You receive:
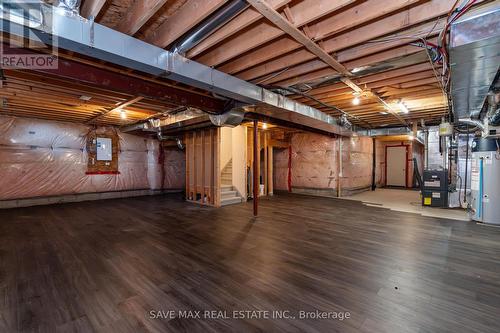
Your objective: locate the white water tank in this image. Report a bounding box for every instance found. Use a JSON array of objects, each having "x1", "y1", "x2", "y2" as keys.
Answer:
[{"x1": 470, "y1": 138, "x2": 500, "y2": 224}]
